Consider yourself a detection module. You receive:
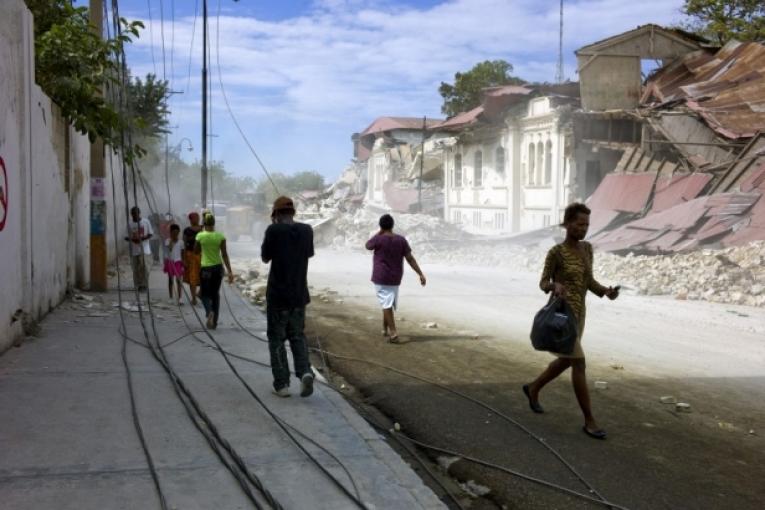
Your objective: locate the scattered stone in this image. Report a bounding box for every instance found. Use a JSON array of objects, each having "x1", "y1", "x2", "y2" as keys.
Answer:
[
  {"x1": 676, "y1": 402, "x2": 692, "y2": 413},
  {"x1": 594, "y1": 381, "x2": 608, "y2": 390},
  {"x1": 422, "y1": 322, "x2": 438, "y2": 329},
  {"x1": 610, "y1": 364, "x2": 624, "y2": 370},
  {"x1": 660, "y1": 396, "x2": 677, "y2": 404},
  {"x1": 393, "y1": 422, "x2": 401, "y2": 431},
  {"x1": 459, "y1": 480, "x2": 491, "y2": 498},
  {"x1": 437, "y1": 456, "x2": 460, "y2": 470}
]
